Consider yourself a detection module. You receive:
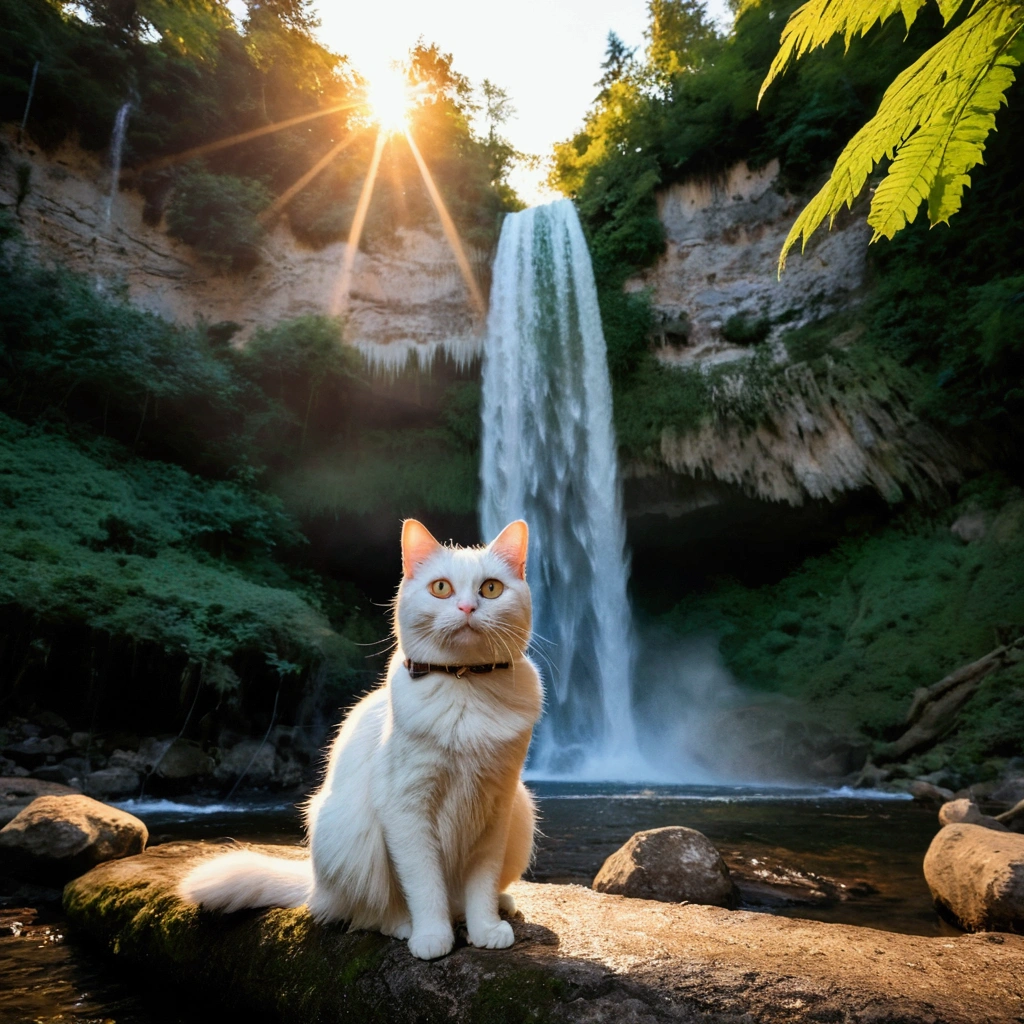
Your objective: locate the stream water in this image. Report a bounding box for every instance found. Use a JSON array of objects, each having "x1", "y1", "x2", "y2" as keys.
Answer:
[{"x1": 0, "y1": 785, "x2": 951, "y2": 1023}]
